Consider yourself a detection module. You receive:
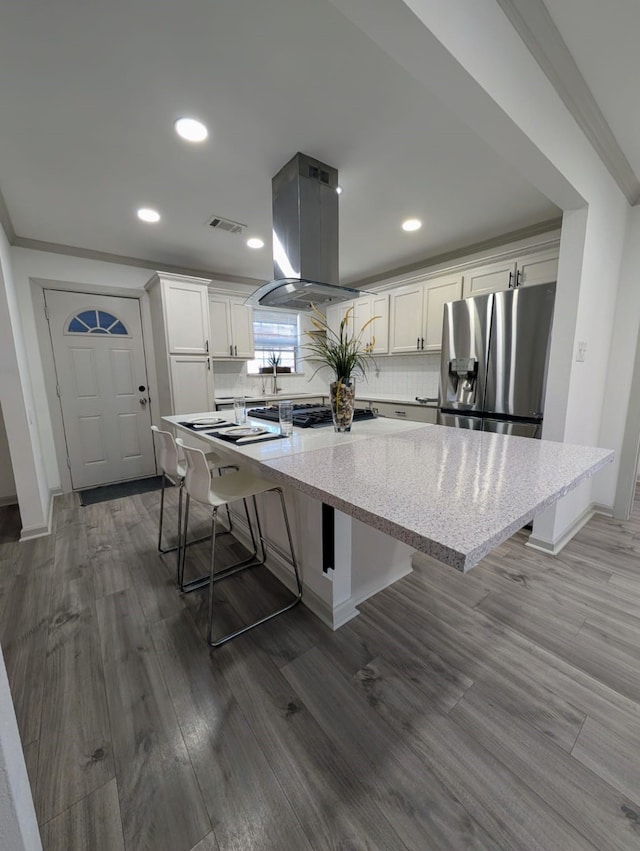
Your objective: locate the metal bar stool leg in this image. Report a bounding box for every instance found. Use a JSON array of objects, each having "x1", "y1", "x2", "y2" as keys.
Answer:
[
  {"x1": 207, "y1": 487, "x2": 302, "y2": 648},
  {"x1": 180, "y1": 496, "x2": 262, "y2": 594}
]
